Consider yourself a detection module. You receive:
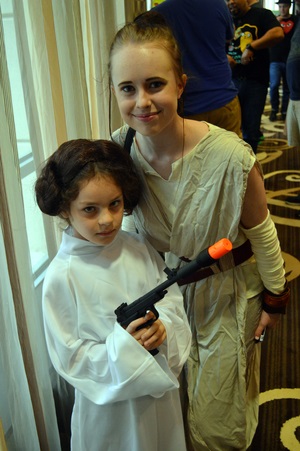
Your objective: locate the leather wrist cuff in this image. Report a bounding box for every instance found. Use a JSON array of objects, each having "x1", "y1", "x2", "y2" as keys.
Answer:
[{"x1": 262, "y1": 282, "x2": 290, "y2": 314}]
